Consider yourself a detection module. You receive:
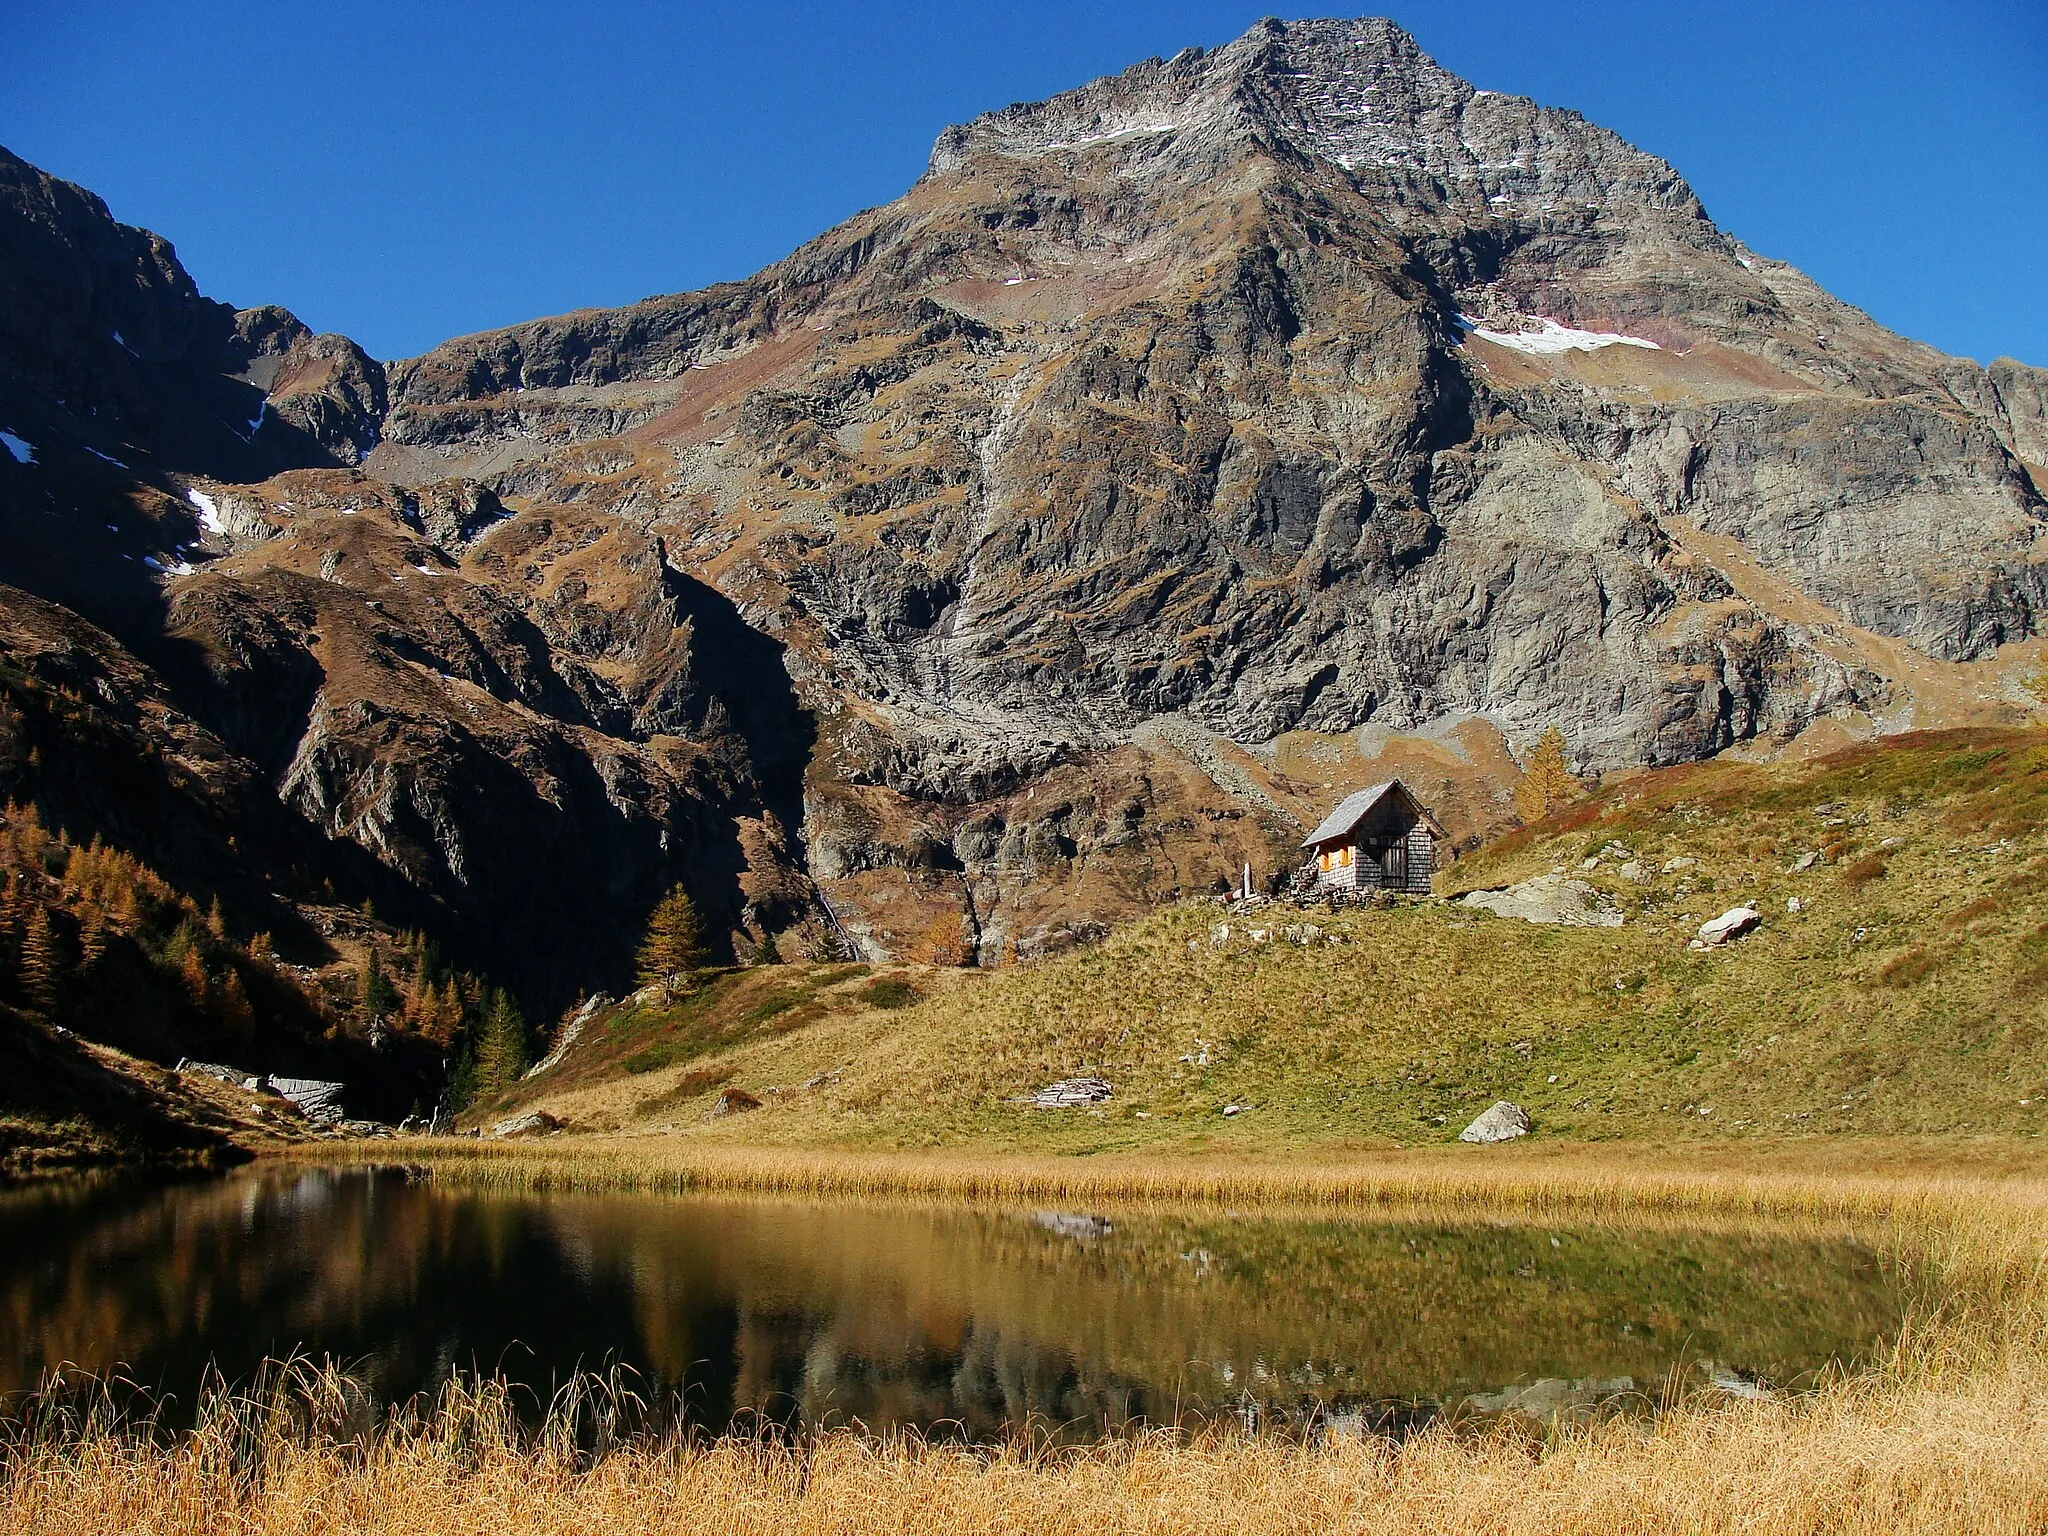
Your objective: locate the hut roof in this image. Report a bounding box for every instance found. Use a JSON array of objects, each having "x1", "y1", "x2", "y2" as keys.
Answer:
[{"x1": 1301, "y1": 779, "x2": 1444, "y2": 848}]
